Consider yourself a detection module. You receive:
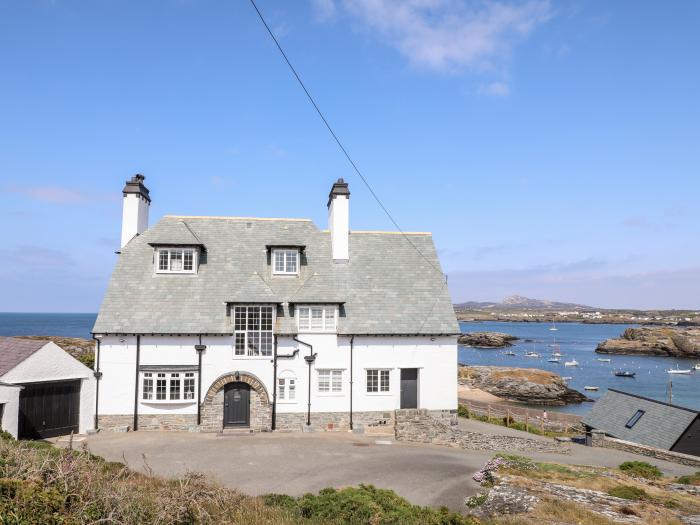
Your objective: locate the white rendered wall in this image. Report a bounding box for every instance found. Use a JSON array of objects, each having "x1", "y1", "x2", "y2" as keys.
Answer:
[
  {"x1": 1, "y1": 342, "x2": 96, "y2": 433},
  {"x1": 328, "y1": 194, "x2": 349, "y2": 260},
  {"x1": 0, "y1": 385, "x2": 21, "y2": 438},
  {"x1": 120, "y1": 193, "x2": 150, "y2": 248},
  {"x1": 98, "y1": 334, "x2": 457, "y2": 418}
]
